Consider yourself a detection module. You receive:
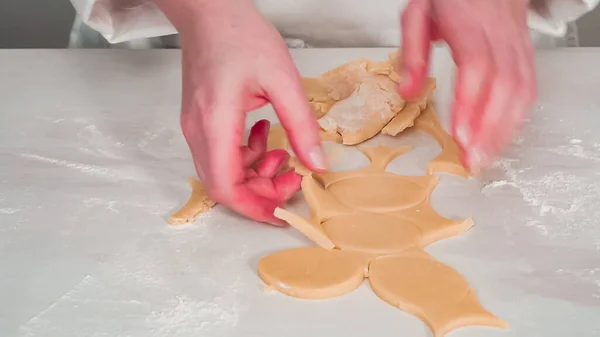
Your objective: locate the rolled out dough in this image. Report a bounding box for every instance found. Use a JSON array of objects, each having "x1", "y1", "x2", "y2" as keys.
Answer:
[
  {"x1": 168, "y1": 178, "x2": 217, "y2": 225},
  {"x1": 321, "y1": 213, "x2": 421, "y2": 254},
  {"x1": 369, "y1": 250, "x2": 508, "y2": 337},
  {"x1": 260, "y1": 143, "x2": 501, "y2": 337},
  {"x1": 257, "y1": 247, "x2": 371, "y2": 299}
]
